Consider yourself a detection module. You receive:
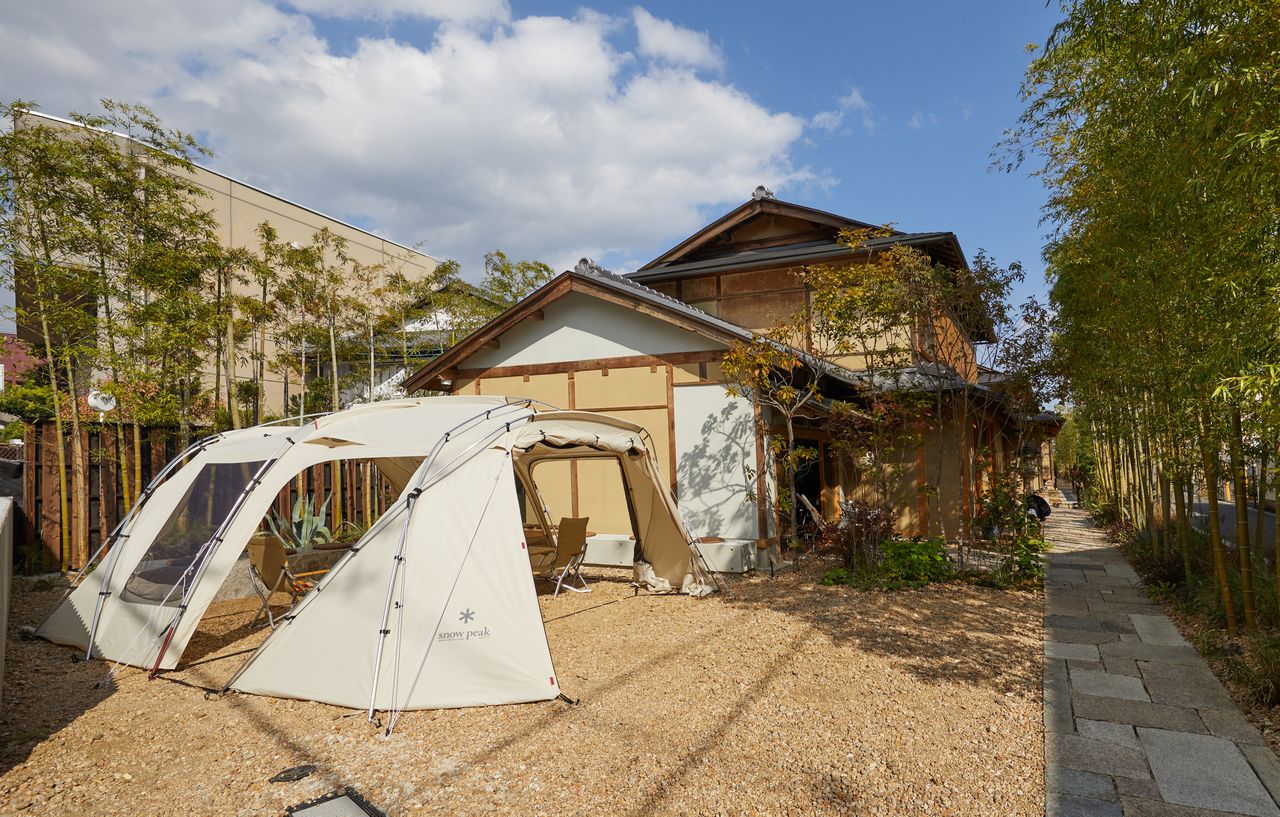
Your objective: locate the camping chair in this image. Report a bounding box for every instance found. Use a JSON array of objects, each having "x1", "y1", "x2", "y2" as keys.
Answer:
[
  {"x1": 531, "y1": 517, "x2": 591, "y2": 597},
  {"x1": 246, "y1": 537, "x2": 327, "y2": 628}
]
